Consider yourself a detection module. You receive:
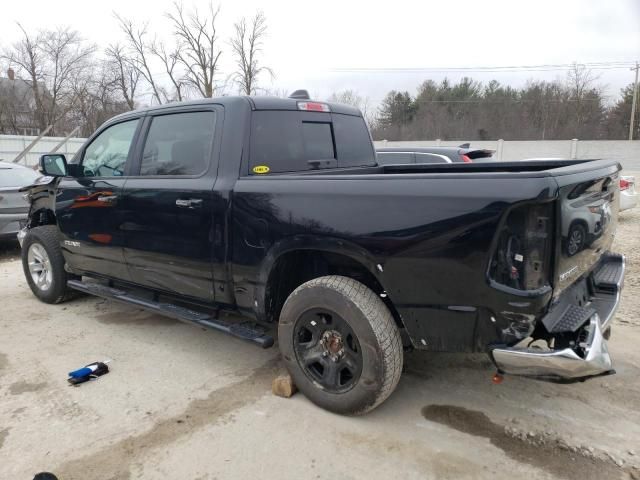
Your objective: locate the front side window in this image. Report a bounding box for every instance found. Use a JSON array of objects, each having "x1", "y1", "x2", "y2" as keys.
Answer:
[
  {"x1": 140, "y1": 111, "x2": 215, "y2": 176},
  {"x1": 82, "y1": 119, "x2": 139, "y2": 177}
]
